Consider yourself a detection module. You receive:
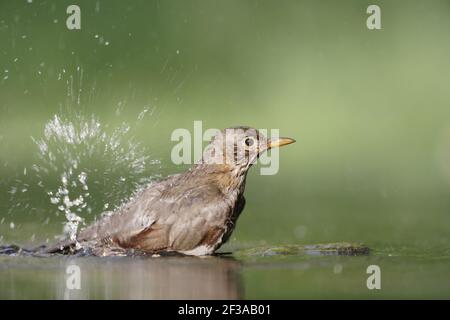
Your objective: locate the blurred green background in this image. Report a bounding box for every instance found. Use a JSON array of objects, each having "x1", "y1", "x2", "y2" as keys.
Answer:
[{"x1": 1, "y1": 0, "x2": 450, "y2": 299}]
